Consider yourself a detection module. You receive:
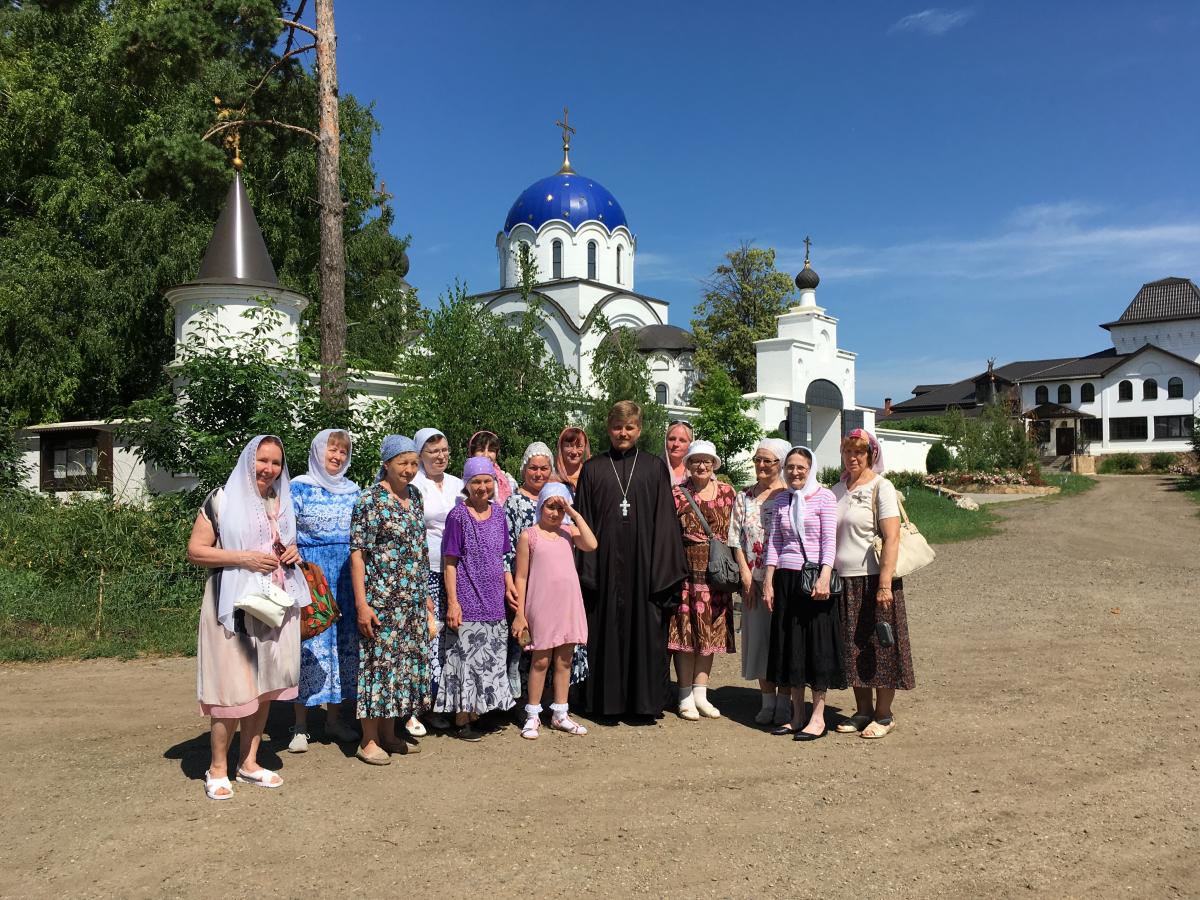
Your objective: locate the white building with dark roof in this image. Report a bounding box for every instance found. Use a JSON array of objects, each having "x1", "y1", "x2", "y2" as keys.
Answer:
[{"x1": 887, "y1": 277, "x2": 1200, "y2": 459}]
